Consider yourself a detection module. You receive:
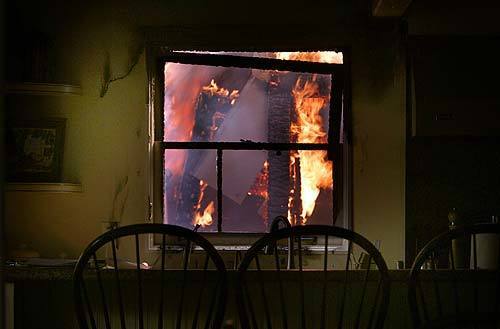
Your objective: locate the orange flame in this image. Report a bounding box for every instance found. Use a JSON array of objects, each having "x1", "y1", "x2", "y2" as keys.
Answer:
[
  {"x1": 201, "y1": 79, "x2": 240, "y2": 140},
  {"x1": 247, "y1": 161, "x2": 270, "y2": 223},
  {"x1": 275, "y1": 51, "x2": 343, "y2": 64},
  {"x1": 164, "y1": 53, "x2": 339, "y2": 227},
  {"x1": 193, "y1": 180, "x2": 215, "y2": 227},
  {"x1": 202, "y1": 79, "x2": 240, "y2": 104},
  {"x1": 291, "y1": 77, "x2": 333, "y2": 223},
  {"x1": 194, "y1": 201, "x2": 215, "y2": 227},
  {"x1": 164, "y1": 64, "x2": 207, "y2": 177},
  {"x1": 287, "y1": 156, "x2": 298, "y2": 225}
]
